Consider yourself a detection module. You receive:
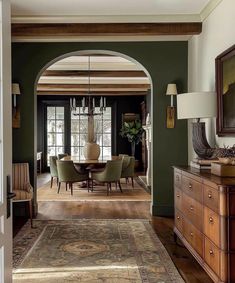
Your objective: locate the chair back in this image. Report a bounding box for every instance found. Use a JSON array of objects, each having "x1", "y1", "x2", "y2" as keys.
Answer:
[
  {"x1": 50, "y1": 156, "x2": 58, "y2": 177},
  {"x1": 57, "y1": 160, "x2": 88, "y2": 182},
  {"x1": 121, "y1": 156, "x2": 135, "y2": 177},
  {"x1": 58, "y1": 153, "x2": 68, "y2": 160},
  {"x1": 103, "y1": 159, "x2": 123, "y2": 182},
  {"x1": 12, "y1": 163, "x2": 30, "y2": 190}
]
